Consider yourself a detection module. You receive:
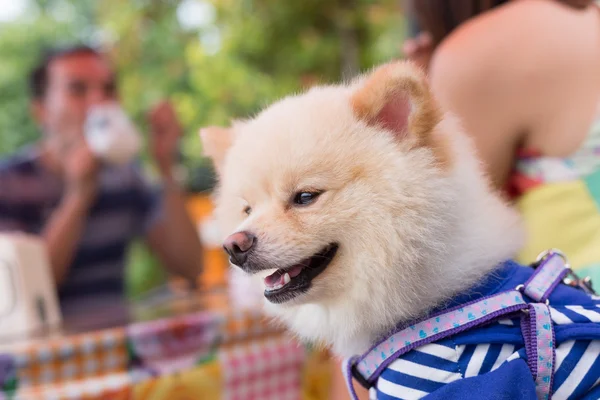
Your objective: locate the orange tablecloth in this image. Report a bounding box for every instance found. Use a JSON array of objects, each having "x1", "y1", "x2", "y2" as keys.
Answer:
[{"x1": 0, "y1": 290, "x2": 333, "y2": 400}]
